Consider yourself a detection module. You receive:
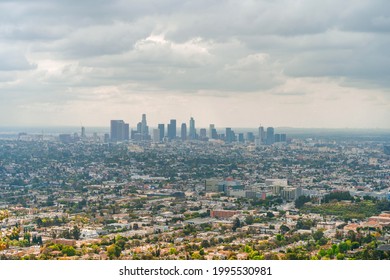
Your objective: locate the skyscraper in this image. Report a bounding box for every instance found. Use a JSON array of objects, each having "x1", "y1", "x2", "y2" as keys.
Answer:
[
  {"x1": 209, "y1": 124, "x2": 215, "y2": 139},
  {"x1": 140, "y1": 114, "x2": 149, "y2": 140},
  {"x1": 168, "y1": 119, "x2": 176, "y2": 140},
  {"x1": 152, "y1": 129, "x2": 160, "y2": 143},
  {"x1": 246, "y1": 132, "x2": 255, "y2": 142},
  {"x1": 158, "y1": 124, "x2": 165, "y2": 141},
  {"x1": 189, "y1": 117, "x2": 196, "y2": 140},
  {"x1": 81, "y1": 126, "x2": 86, "y2": 139},
  {"x1": 225, "y1": 127, "x2": 232, "y2": 143},
  {"x1": 266, "y1": 127, "x2": 274, "y2": 145},
  {"x1": 258, "y1": 126, "x2": 265, "y2": 144},
  {"x1": 181, "y1": 123, "x2": 187, "y2": 141},
  {"x1": 199, "y1": 128, "x2": 207, "y2": 140},
  {"x1": 124, "y1": 123, "x2": 129, "y2": 140},
  {"x1": 110, "y1": 120, "x2": 129, "y2": 142}
]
